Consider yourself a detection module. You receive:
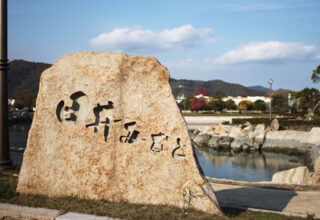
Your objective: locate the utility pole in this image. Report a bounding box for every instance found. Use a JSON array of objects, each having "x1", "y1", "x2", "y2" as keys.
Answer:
[
  {"x1": 268, "y1": 79, "x2": 273, "y2": 120},
  {"x1": 0, "y1": 0, "x2": 12, "y2": 170}
]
